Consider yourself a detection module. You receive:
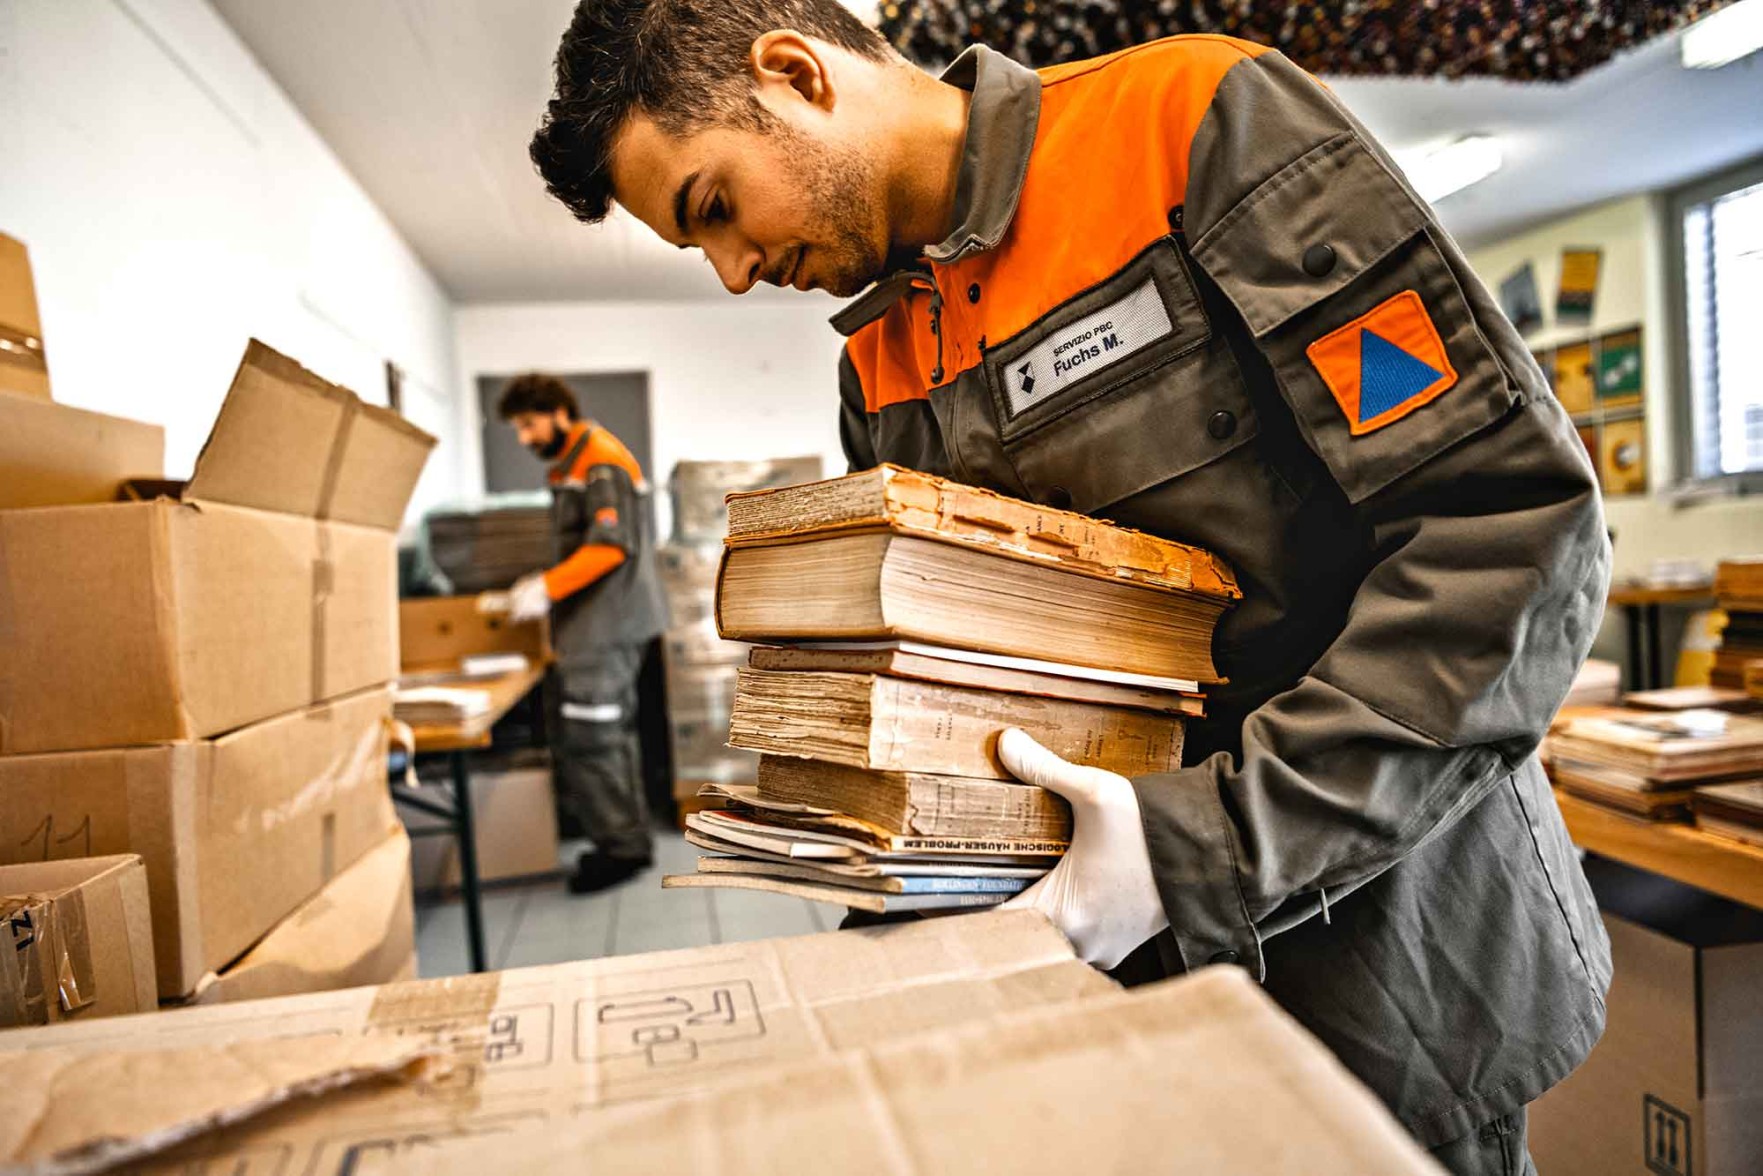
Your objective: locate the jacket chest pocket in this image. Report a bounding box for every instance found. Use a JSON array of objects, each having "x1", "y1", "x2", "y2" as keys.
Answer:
[{"x1": 977, "y1": 236, "x2": 1267, "y2": 516}]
